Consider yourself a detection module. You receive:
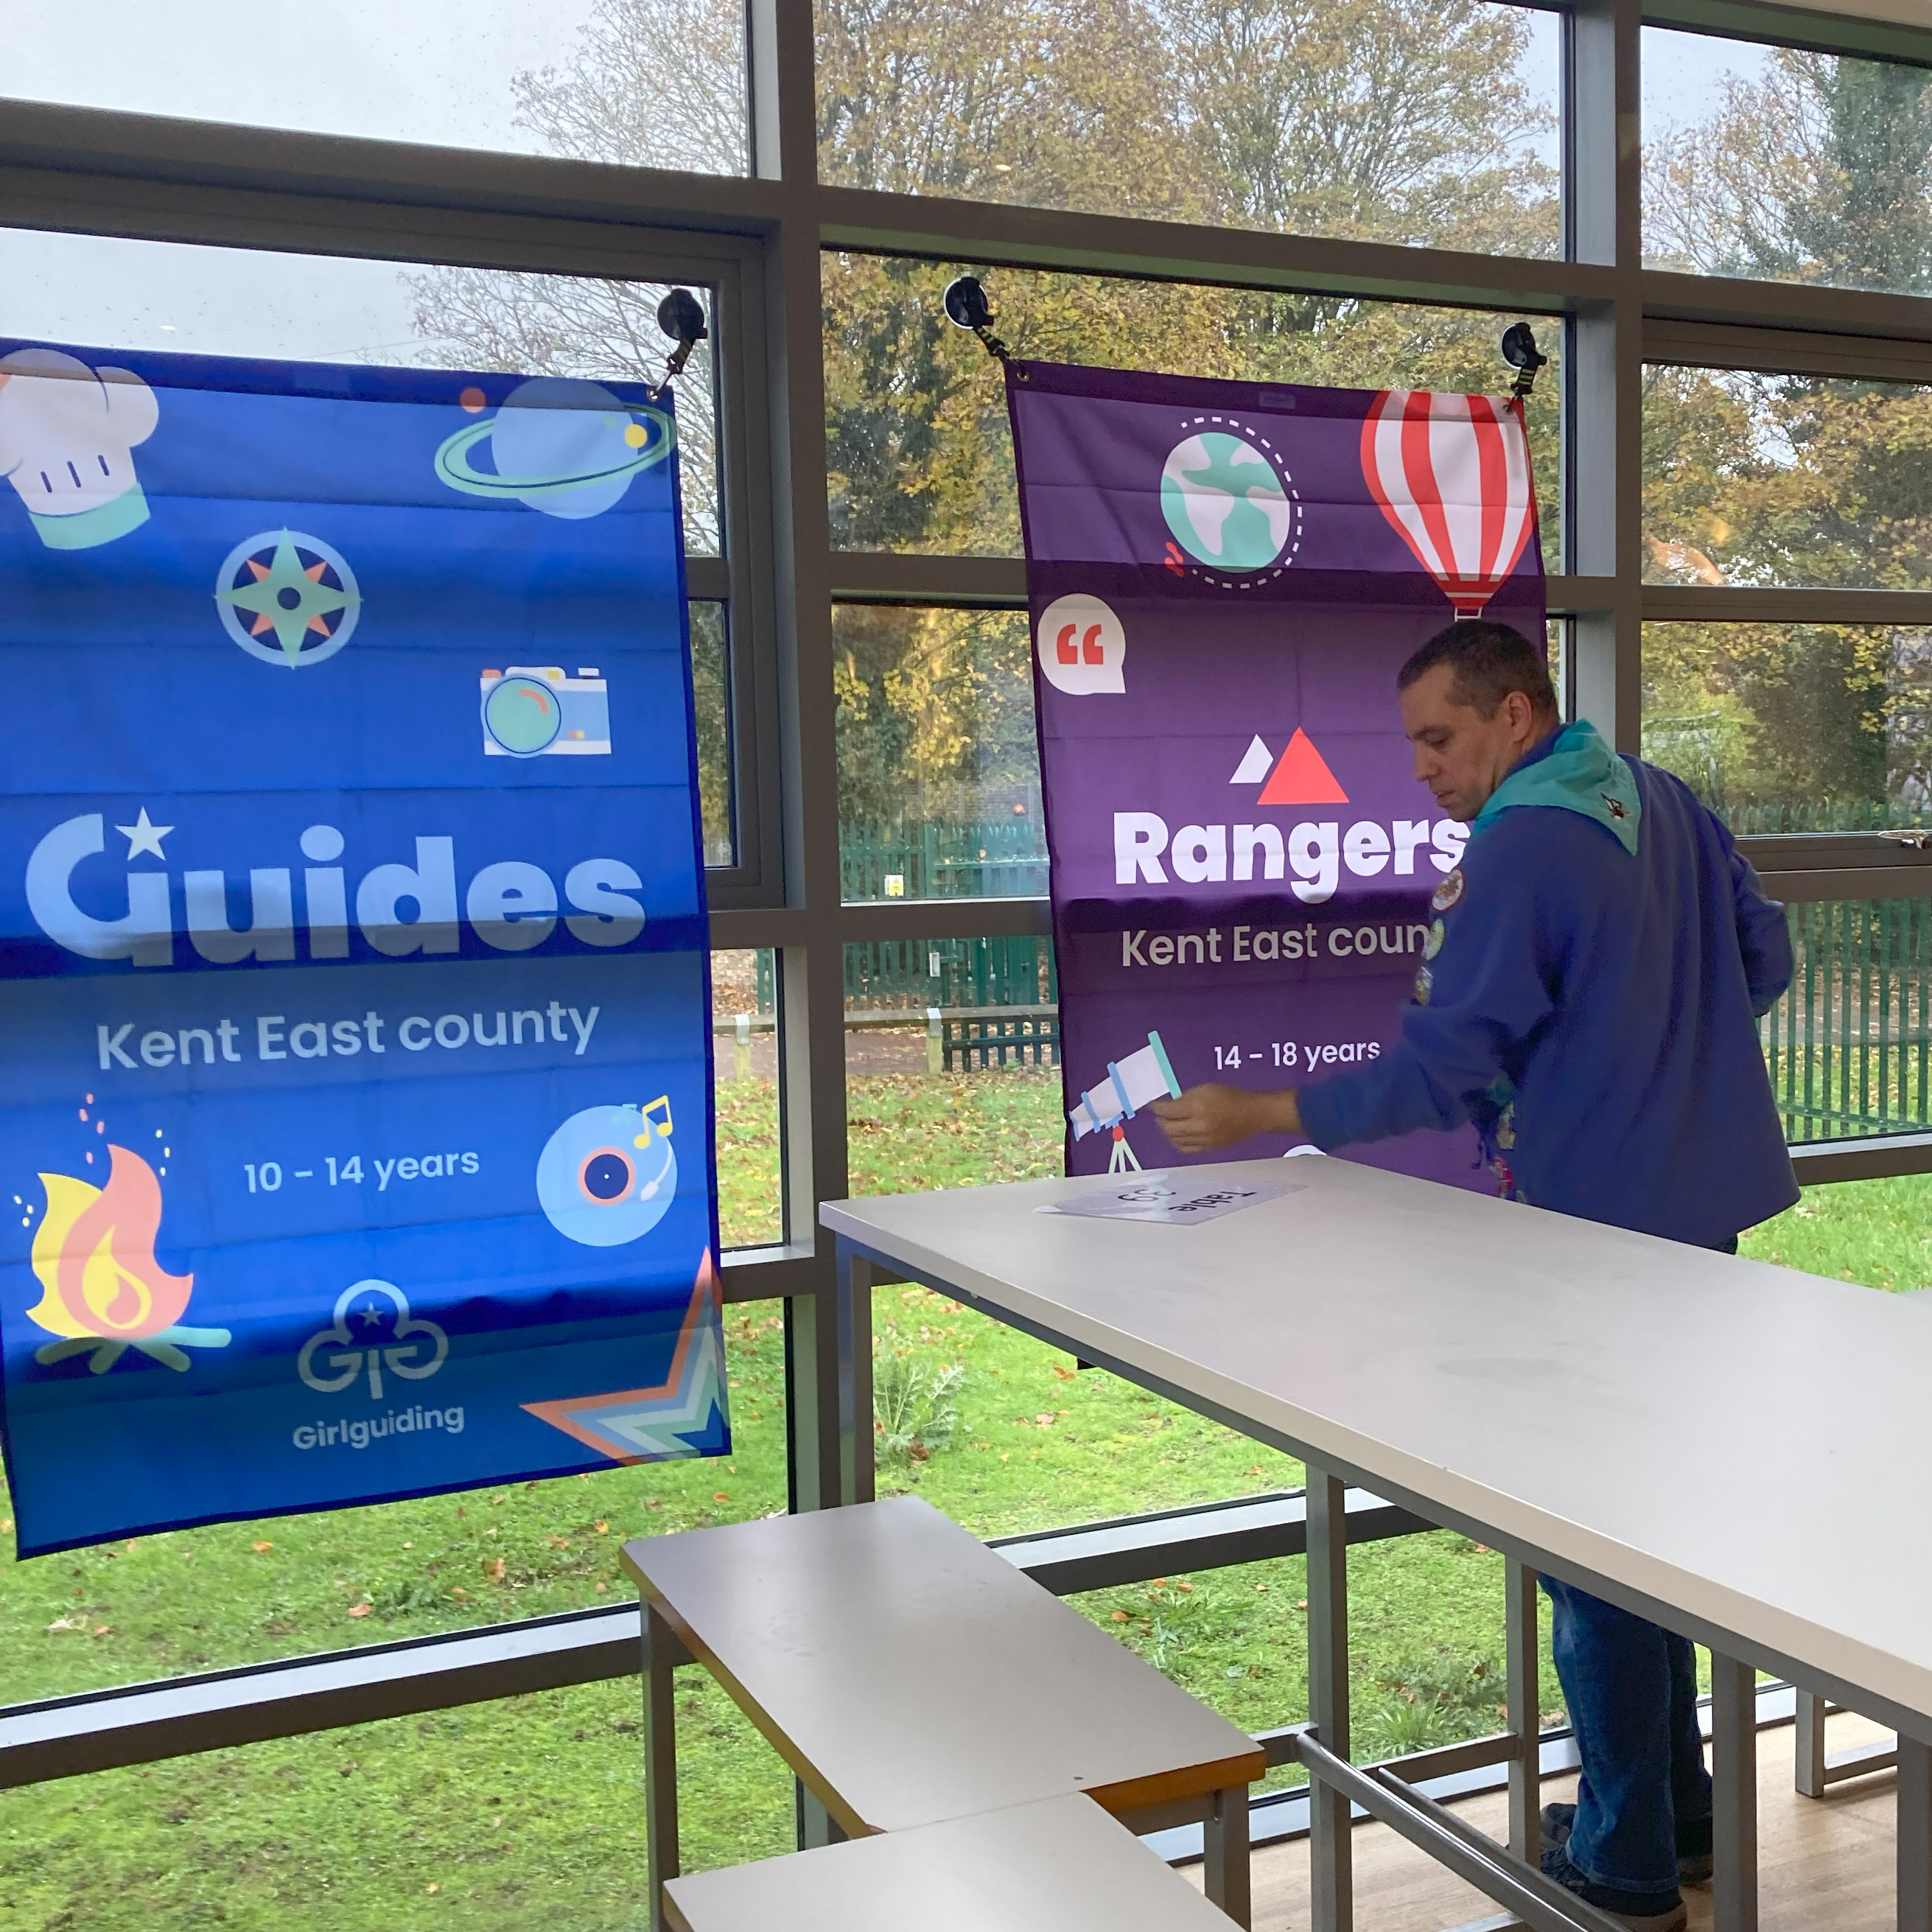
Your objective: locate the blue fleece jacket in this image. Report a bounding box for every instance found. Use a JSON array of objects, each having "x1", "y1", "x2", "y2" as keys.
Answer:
[{"x1": 1296, "y1": 725, "x2": 1799, "y2": 1245}]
